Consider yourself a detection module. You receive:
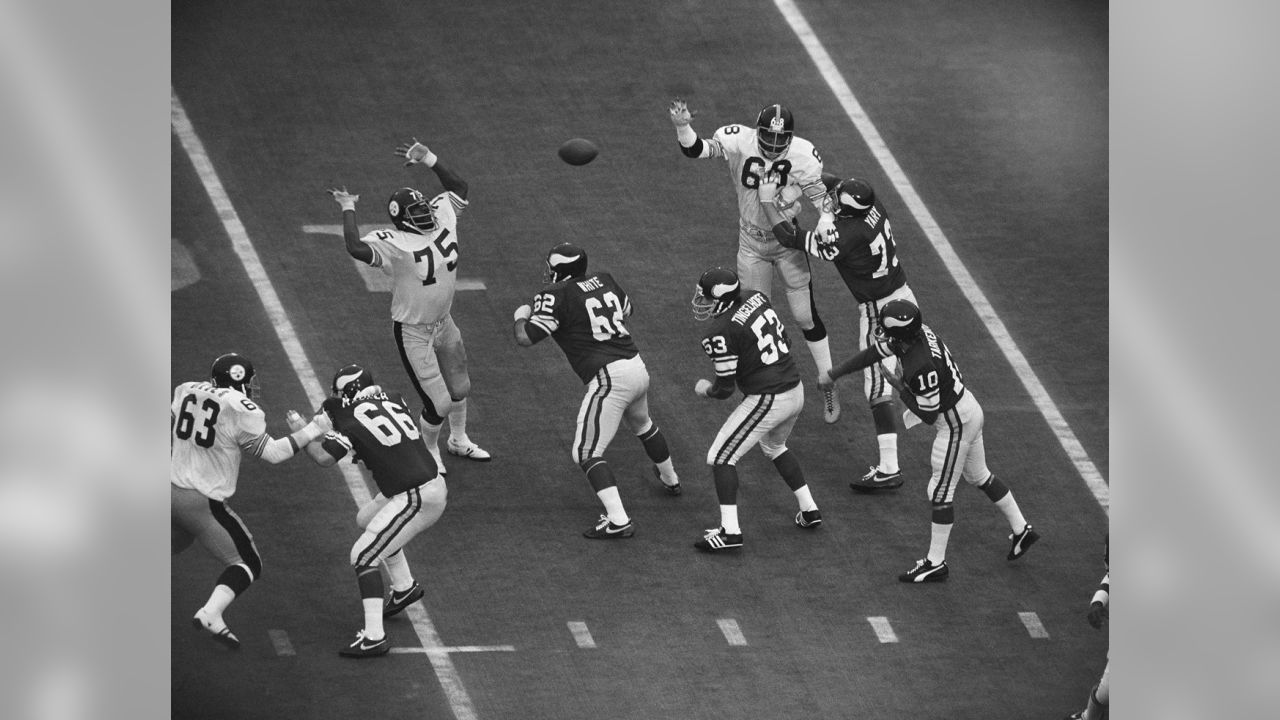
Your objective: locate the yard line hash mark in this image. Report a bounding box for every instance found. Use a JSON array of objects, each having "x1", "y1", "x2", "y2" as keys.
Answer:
[
  {"x1": 773, "y1": 0, "x2": 1108, "y2": 513},
  {"x1": 173, "y1": 88, "x2": 481, "y2": 720},
  {"x1": 717, "y1": 619, "x2": 748, "y2": 646},
  {"x1": 268, "y1": 629, "x2": 296, "y2": 656},
  {"x1": 301, "y1": 225, "x2": 487, "y2": 292},
  {"x1": 567, "y1": 621, "x2": 597, "y2": 649},
  {"x1": 867, "y1": 617, "x2": 899, "y2": 644},
  {"x1": 1018, "y1": 612, "x2": 1050, "y2": 639},
  {"x1": 391, "y1": 645, "x2": 516, "y2": 654}
]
